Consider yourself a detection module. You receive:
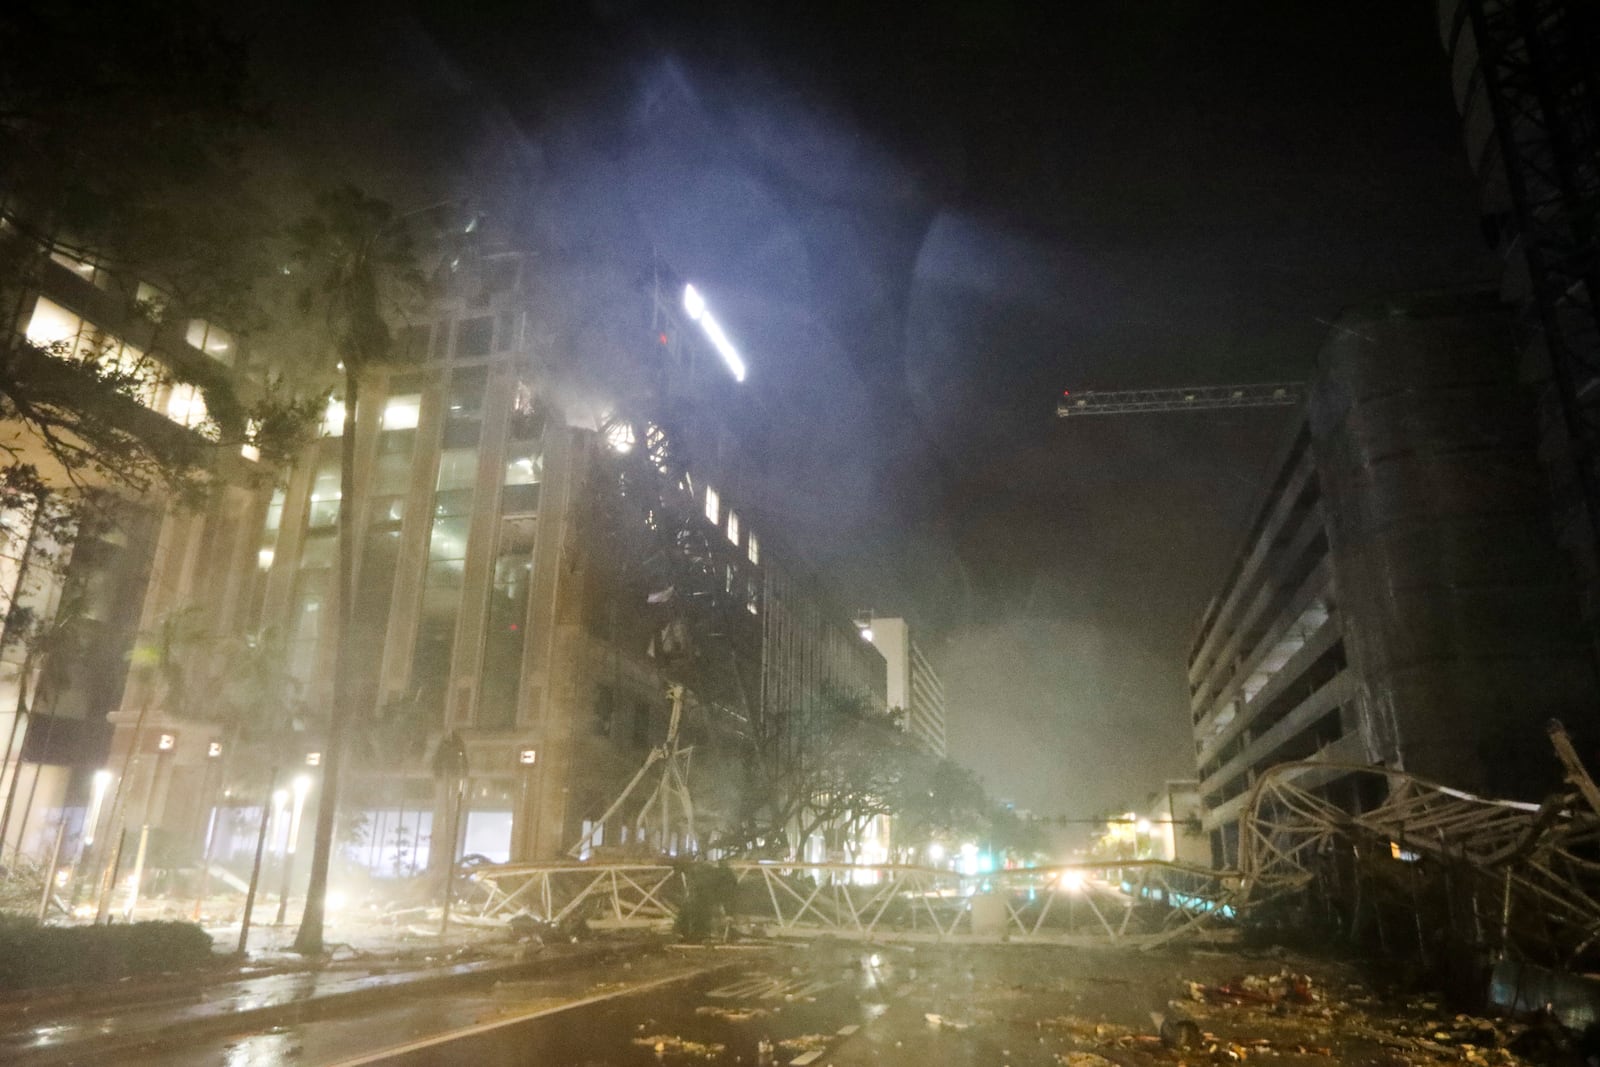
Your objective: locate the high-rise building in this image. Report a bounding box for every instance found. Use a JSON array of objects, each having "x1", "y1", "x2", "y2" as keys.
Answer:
[
  {"x1": 86, "y1": 244, "x2": 884, "y2": 880},
  {"x1": 865, "y1": 616, "x2": 946, "y2": 758},
  {"x1": 1190, "y1": 290, "x2": 1594, "y2": 867}
]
